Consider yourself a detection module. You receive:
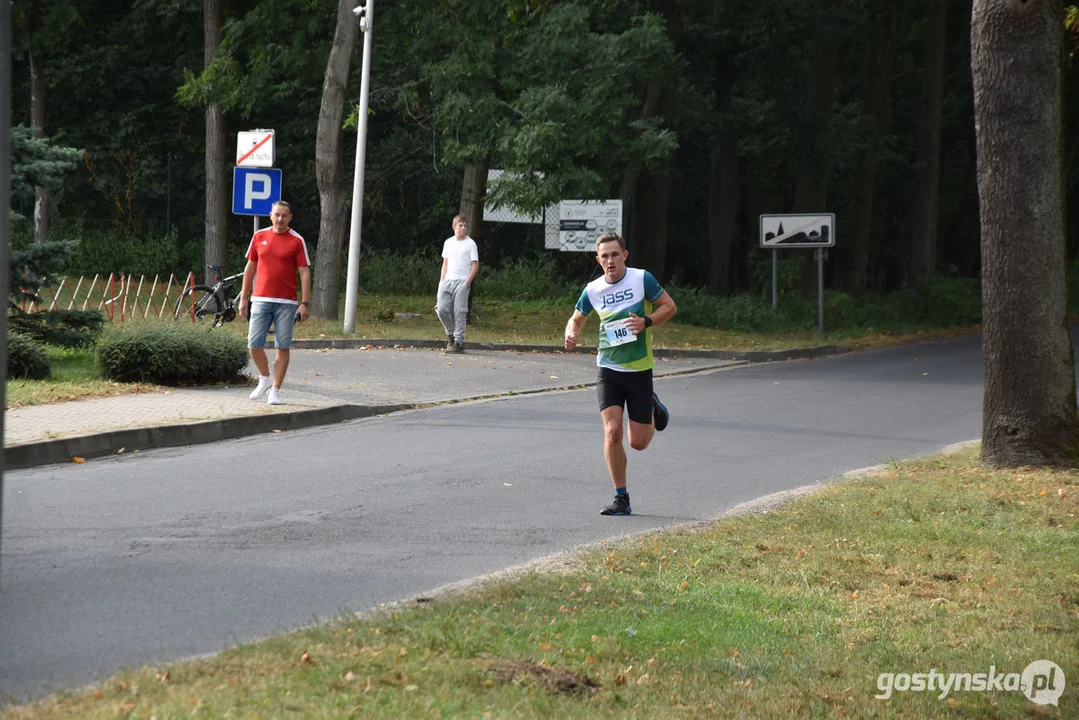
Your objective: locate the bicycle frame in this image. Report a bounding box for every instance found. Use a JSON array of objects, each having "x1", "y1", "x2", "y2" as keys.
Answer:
[{"x1": 176, "y1": 268, "x2": 245, "y2": 326}]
